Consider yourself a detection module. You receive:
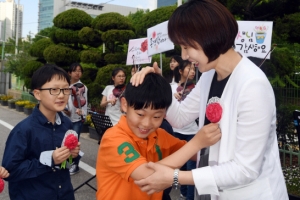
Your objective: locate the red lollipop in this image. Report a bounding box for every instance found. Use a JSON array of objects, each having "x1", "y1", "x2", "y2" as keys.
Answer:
[
  {"x1": 206, "y1": 97, "x2": 223, "y2": 123},
  {"x1": 0, "y1": 178, "x2": 4, "y2": 193},
  {"x1": 64, "y1": 134, "x2": 78, "y2": 150}
]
